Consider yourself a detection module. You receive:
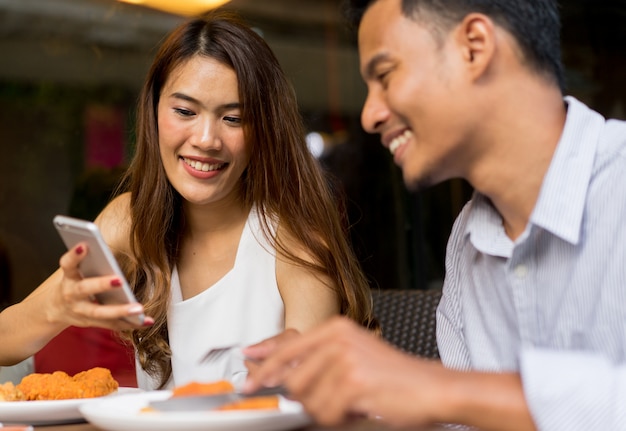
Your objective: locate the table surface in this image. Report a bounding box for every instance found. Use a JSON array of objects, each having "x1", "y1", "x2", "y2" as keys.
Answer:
[{"x1": 36, "y1": 419, "x2": 448, "y2": 431}]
